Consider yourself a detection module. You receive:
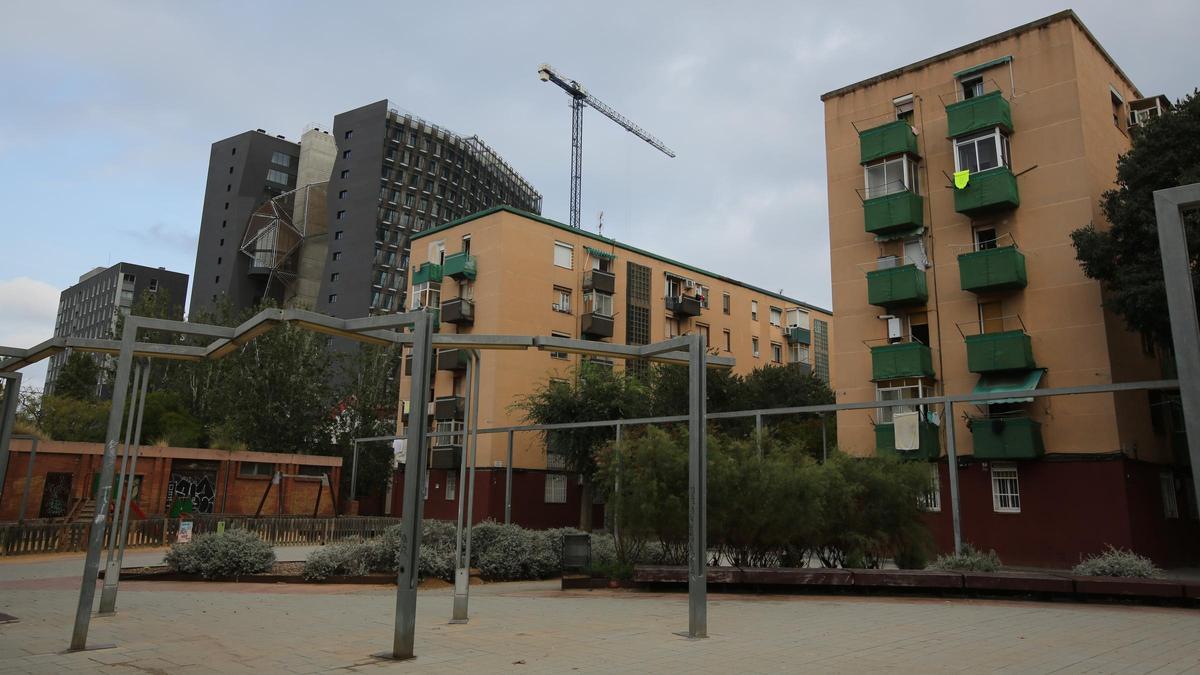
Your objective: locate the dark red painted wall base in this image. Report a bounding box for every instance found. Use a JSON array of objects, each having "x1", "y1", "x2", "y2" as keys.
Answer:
[
  {"x1": 391, "y1": 467, "x2": 605, "y2": 530},
  {"x1": 924, "y1": 457, "x2": 1200, "y2": 569}
]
